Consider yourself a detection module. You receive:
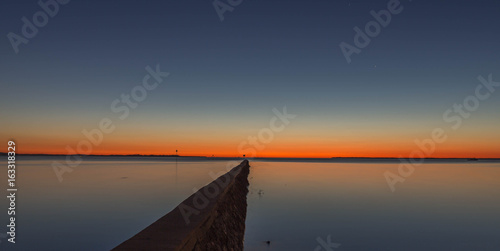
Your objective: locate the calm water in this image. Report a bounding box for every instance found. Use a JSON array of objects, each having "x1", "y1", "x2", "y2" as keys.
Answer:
[
  {"x1": 0, "y1": 156, "x2": 236, "y2": 250},
  {"x1": 1, "y1": 157, "x2": 499, "y2": 250},
  {"x1": 244, "y1": 161, "x2": 500, "y2": 251}
]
